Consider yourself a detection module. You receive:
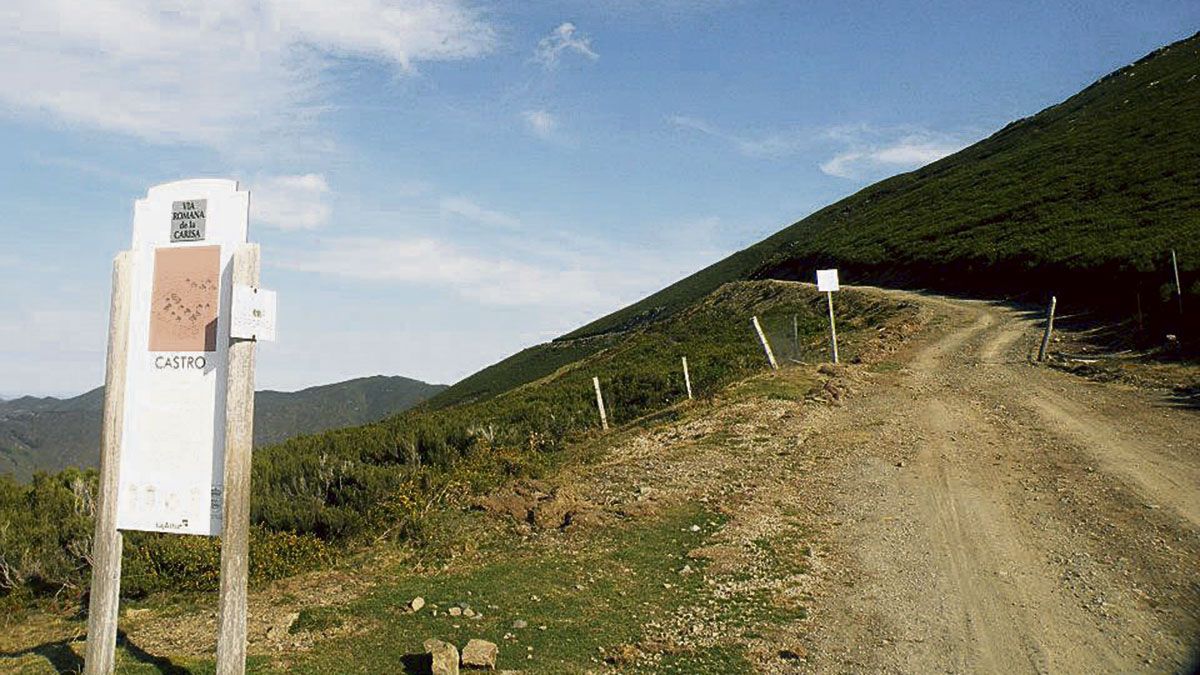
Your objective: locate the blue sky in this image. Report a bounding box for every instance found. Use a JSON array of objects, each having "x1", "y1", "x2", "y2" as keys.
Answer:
[{"x1": 1, "y1": 0, "x2": 1196, "y2": 397}]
